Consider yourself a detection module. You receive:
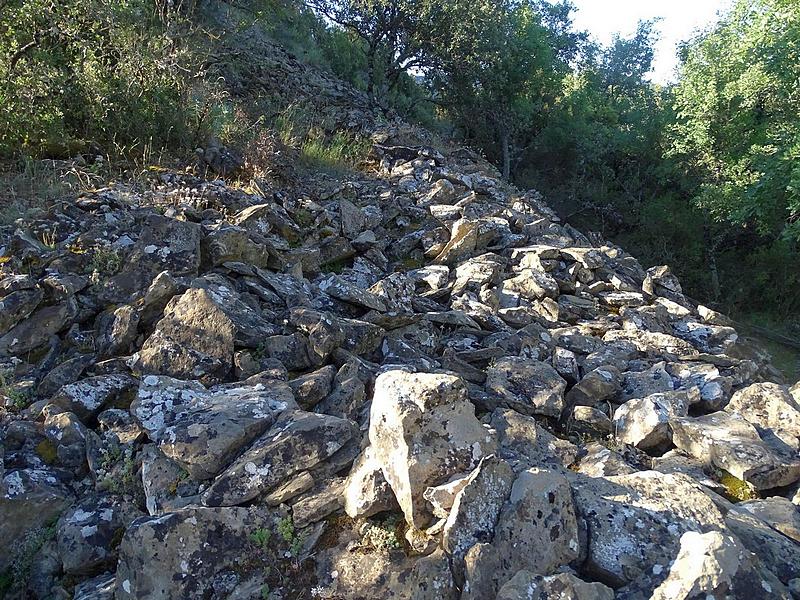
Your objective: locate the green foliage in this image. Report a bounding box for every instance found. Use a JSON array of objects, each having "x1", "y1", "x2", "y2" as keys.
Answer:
[
  {"x1": 432, "y1": 1, "x2": 576, "y2": 179},
  {"x1": 0, "y1": 0, "x2": 215, "y2": 158},
  {"x1": 717, "y1": 469, "x2": 759, "y2": 502},
  {"x1": 250, "y1": 527, "x2": 273, "y2": 549},
  {"x1": 98, "y1": 445, "x2": 138, "y2": 496},
  {"x1": 670, "y1": 0, "x2": 800, "y2": 241},
  {"x1": 0, "y1": 370, "x2": 31, "y2": 410},
  {"x1": 89, "y1": 246, "x2": 122, "y2": 278},
  {"x1": 300, "y1": 129, "x2": 370, "y2": 172},
  {"x1": 361, "y1": 514, "x2": 403, "y2": 551},
  {"x1": 276, "y1": 516, "x2": 304, "y2": 556},
  {"x1": 520, "y1": 19, "x2": 667, "y2": 229},
  {"x1": 2, "y1": 521, "x2": 59, "y2": 598}
]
